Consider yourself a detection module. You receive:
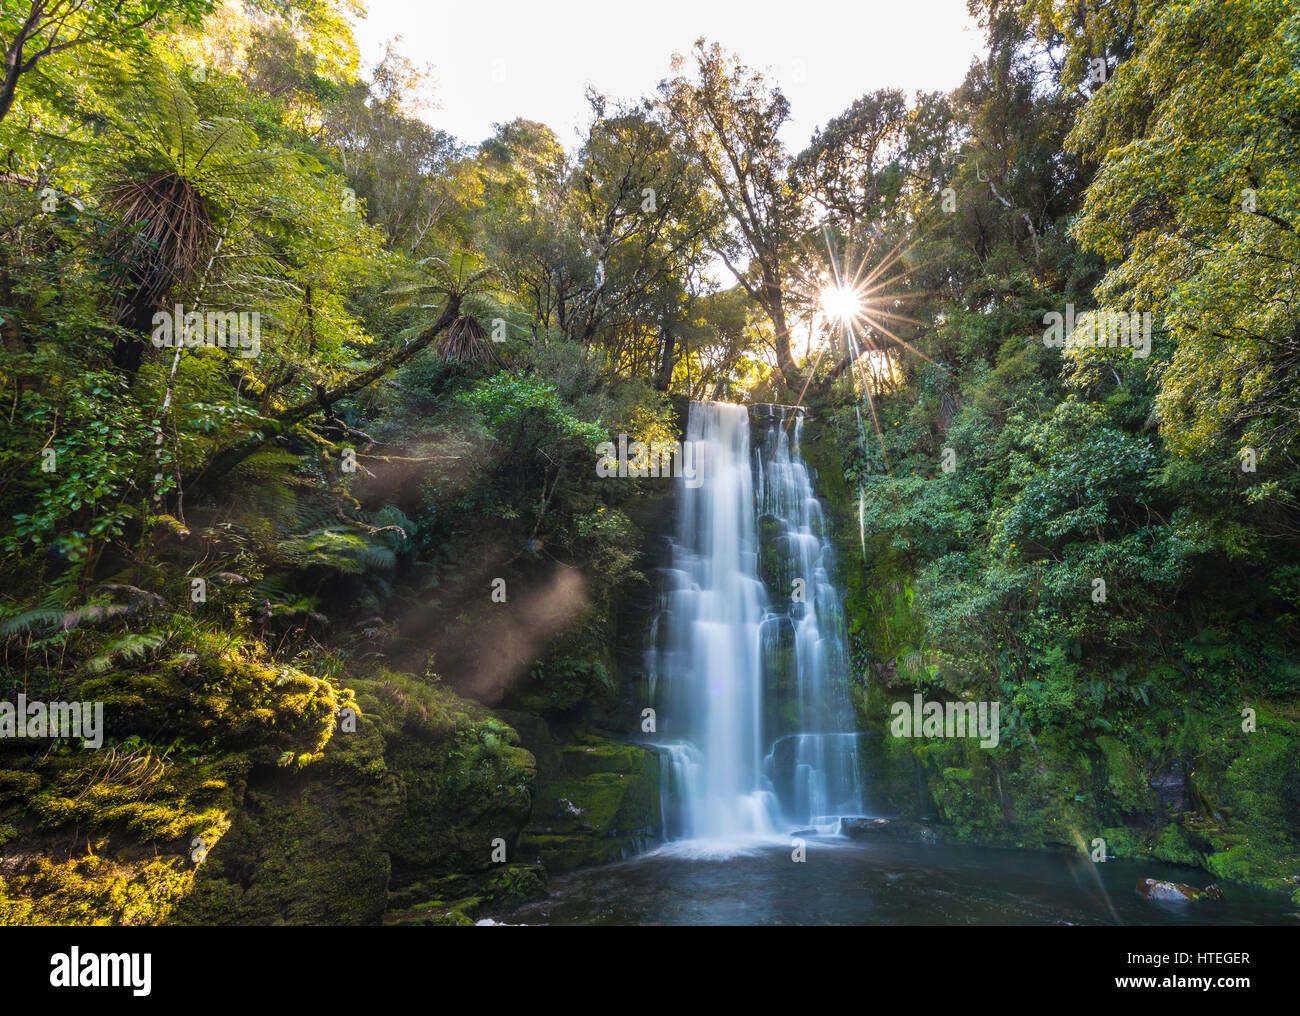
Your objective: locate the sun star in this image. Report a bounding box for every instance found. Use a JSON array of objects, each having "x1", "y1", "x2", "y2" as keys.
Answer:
[{"x1": 820, "y1": 283, "x2": 863, "y2": 325}]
